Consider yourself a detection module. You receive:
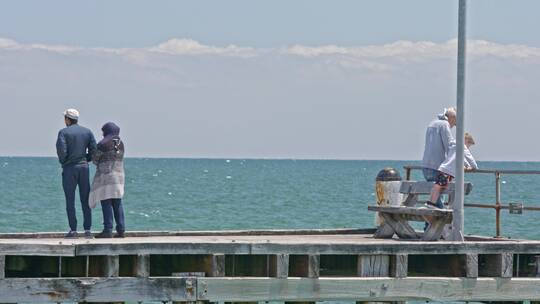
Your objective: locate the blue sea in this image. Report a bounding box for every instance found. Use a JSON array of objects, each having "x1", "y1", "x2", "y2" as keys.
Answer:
[{"x1": 0, "y1": 157, "x2": 539, "y2": 240}]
